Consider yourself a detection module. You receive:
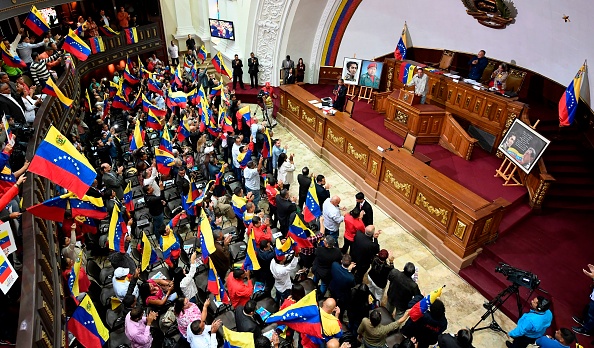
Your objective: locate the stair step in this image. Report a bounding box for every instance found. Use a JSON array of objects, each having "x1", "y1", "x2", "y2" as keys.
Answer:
[
  {"x1": 546, "y1": 165, "x2": 593, "y2": 175},
  {"x1": 543, "y1": 153, "x2": 590, "y2": 164},
  {"x1": 547, "y1": 187, "x2": 594, "y2": 198},
  {"x1": 544, "y1": 197, "x2": 594, "y2": 211},
  {"x1": 553, "y1": 176, "x2": 594, "y2": 186}
]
